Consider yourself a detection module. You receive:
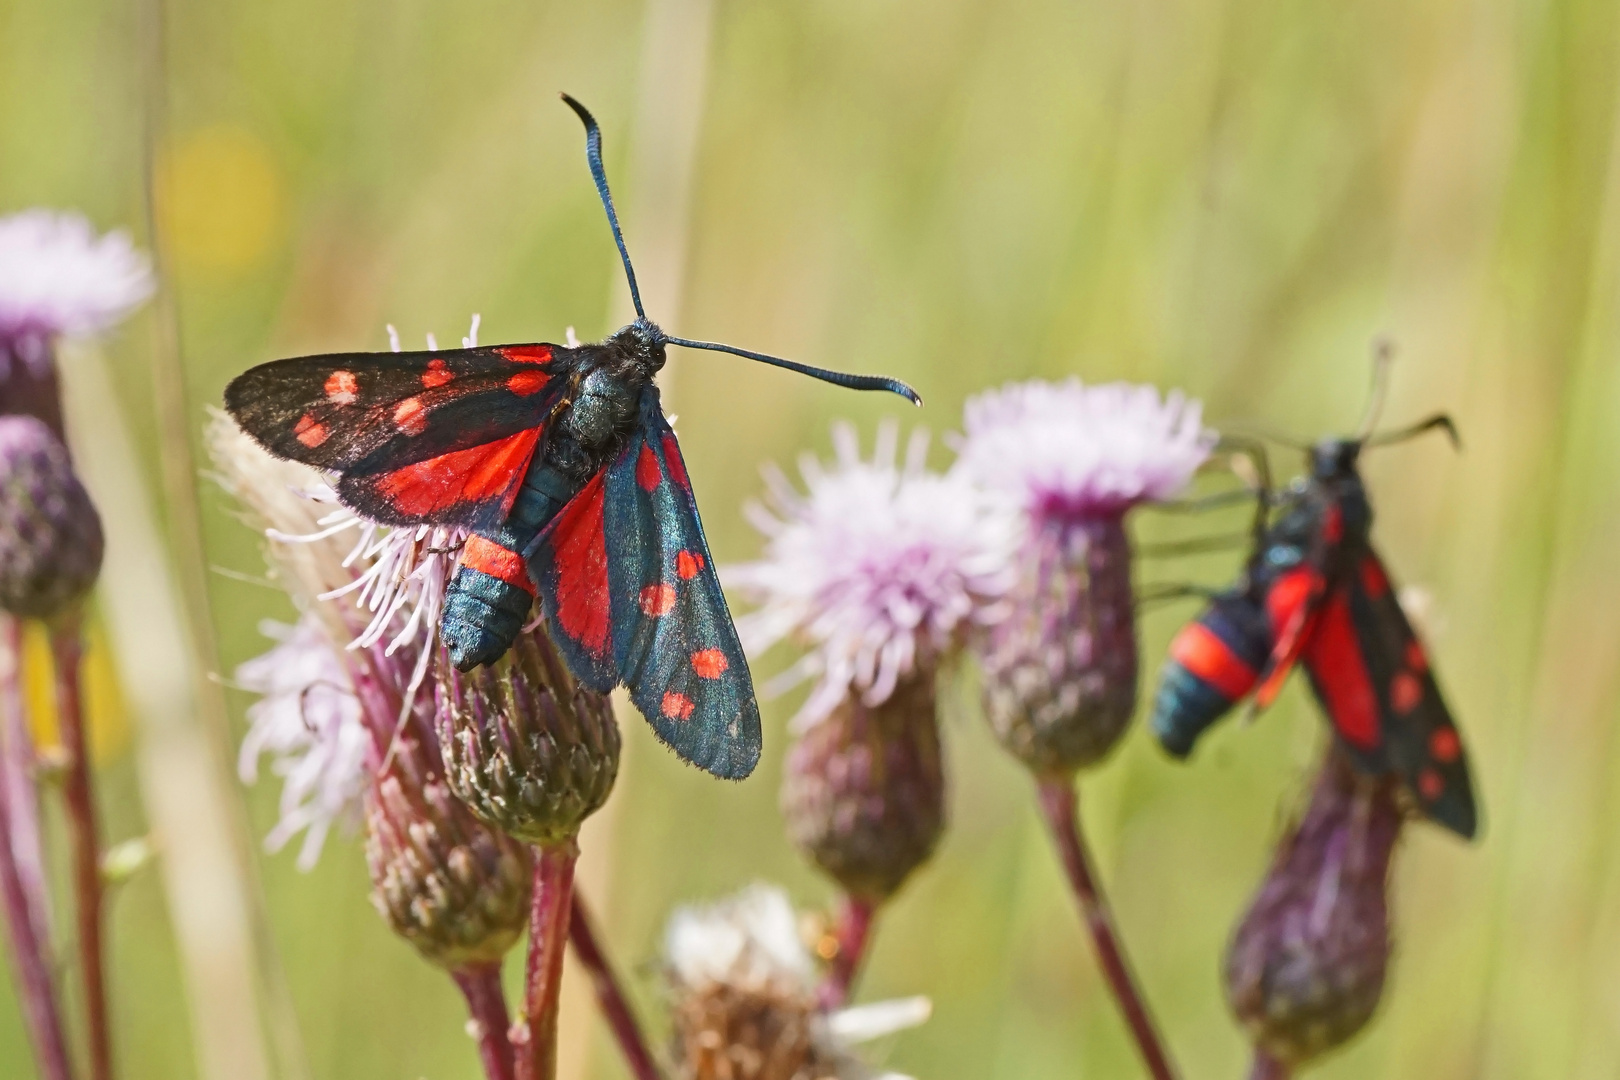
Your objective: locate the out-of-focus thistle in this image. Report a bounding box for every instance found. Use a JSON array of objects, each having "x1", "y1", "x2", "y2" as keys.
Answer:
[
  {"x1": 1225, "y1": 745, "x2": 1402, "y2": 1078},
  {"x1": 0, "y1": 209, "x2": 152, "y2": 1080},
  {"x1": 732, "y1": 421, "x2": 1011, "y2": 1006},
  {"x1": 952, "y1": 379, "x2": 1214, "y2": 1080},
  {"x1": 953, "y1": 379, "x2": 1215, "y2": 774},
  {"x1": 664, "y1": 884, "x2": 931, "y2": 1080}
]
